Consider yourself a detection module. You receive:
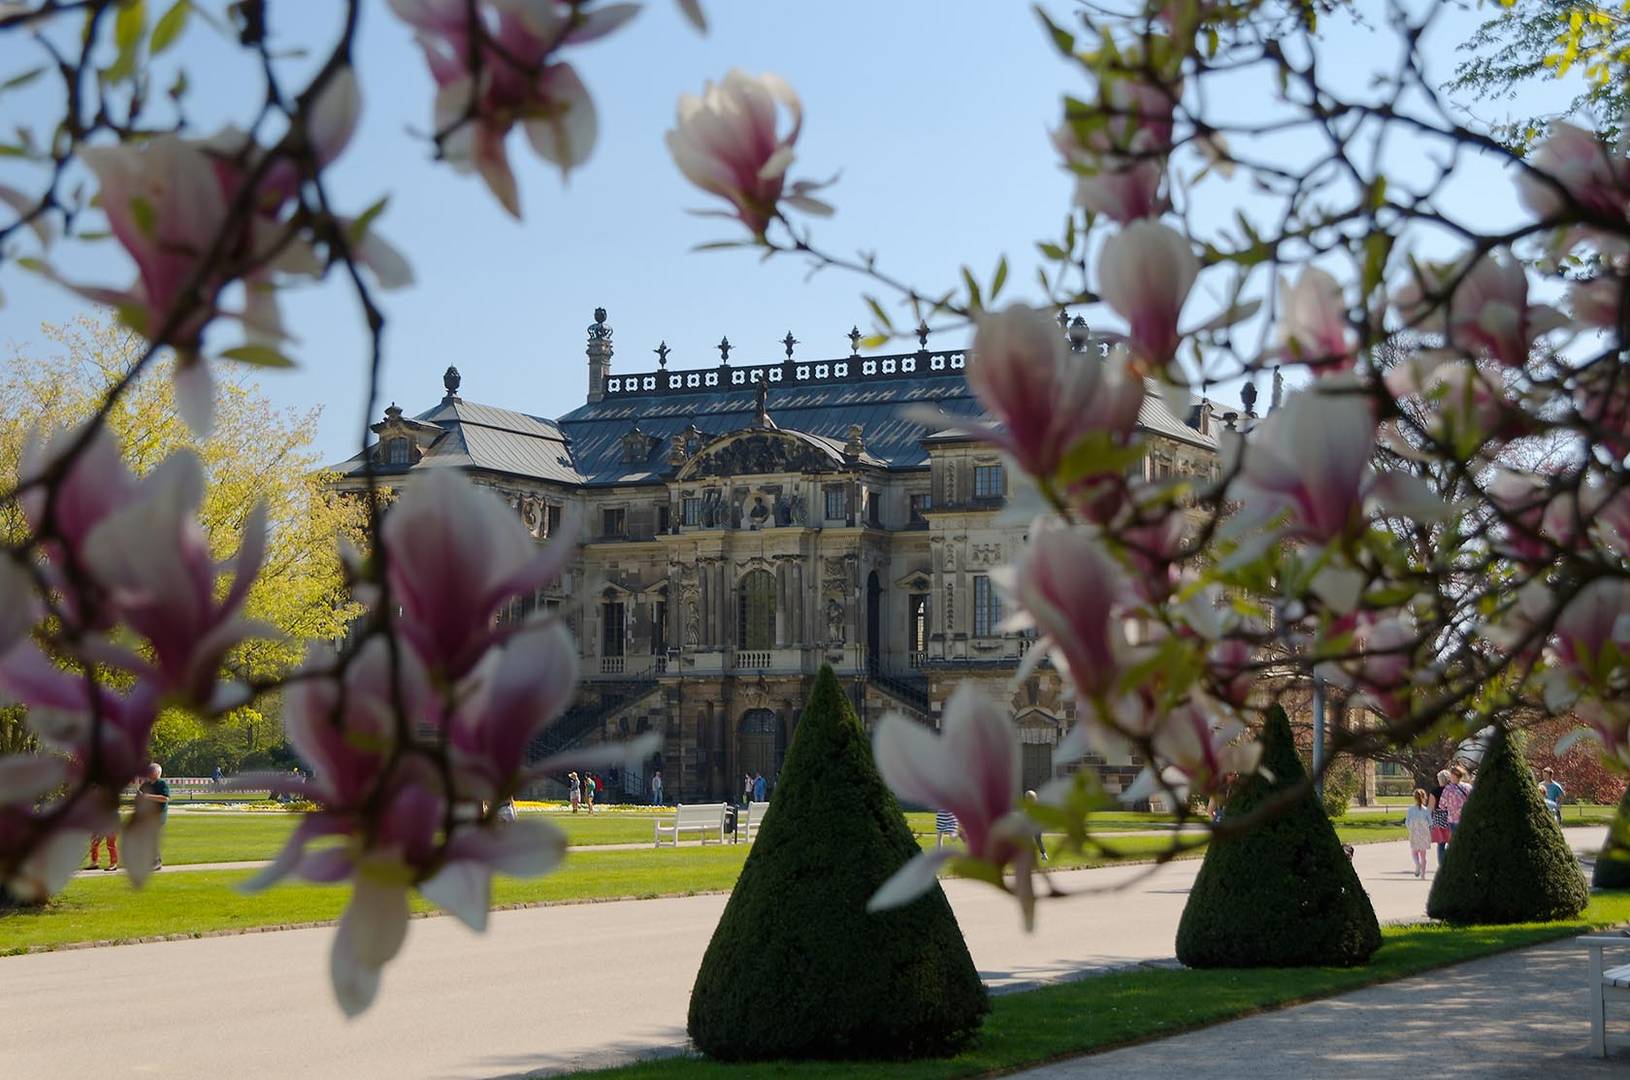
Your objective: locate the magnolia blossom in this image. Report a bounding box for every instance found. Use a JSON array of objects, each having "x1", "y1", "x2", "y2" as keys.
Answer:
[
  {"x1": 1228, "y1": 388, "x2": 1375, "y2": 542},
  {"x1": 382, "y1": 467, "x2": 578, "y2": 679},
  {"x1": 1577, "y1": 366, "x2": 1630, "y2": 460},
  {"x1": 1052, "y1": 124, "x2": 1166, "y2": 224},
  {"x1": 1097, "y1": 220, "x2": 1198, "y2": 370},
  {"x1": 1570, "y1": 275, "x2": 1628, "y2": 332},
  {"x1": 391, "y1": 0, "x2": 634, "y2": 217},
  {"x1": 1399, "y1": 252, "x2": 1565, "y2": 369},
  {"x1": 666, "y1": 69, "x2": 833, "y2": 239},
  {"x1": 450, "y1": 622, "x2": 579, "y2": 801},
  {"x1": 1551, "y1": 578, "x2": 1630, "y2": 687},
  {"x1": 964, "y1": 305, "x2": 1144, "y2": 481},
  {"x1": 81, "y1": 452, "x2": 267, "y2": 708},
  {"x1": 0, "y1": 644, "x2": 161, "y2": 796},
  {"x1": 870, "y1": 684, "x2": 1038, "y2": 925},
  {"x1": 1317, "y1": 613, "x2": 1416, "y2": 720},
  {"x1": 1001, "y1": 525, "x2": 1132, "y2": 698},
  {"x1": 1125, "y1": 699, "x2": 1260, "y2": 803},
  {"x1": 1384, "y1": 354, "x2": 1525, "y2": 451},
  {"x1": 1275, "y1": 267, "x2": 1355, "y2": 370},
  {"x1": 1516, "y1": 121, "x2": 1630, "y2": 223}
]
